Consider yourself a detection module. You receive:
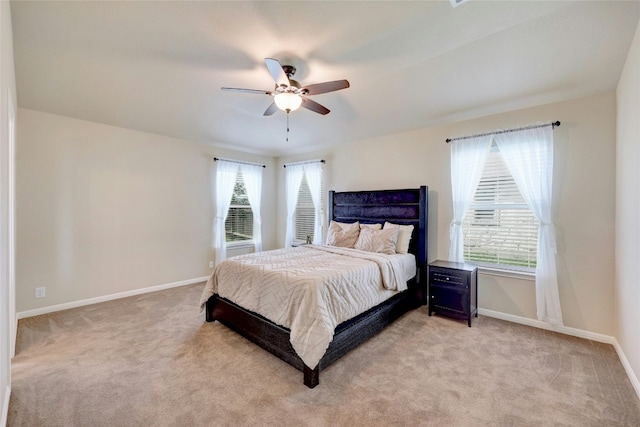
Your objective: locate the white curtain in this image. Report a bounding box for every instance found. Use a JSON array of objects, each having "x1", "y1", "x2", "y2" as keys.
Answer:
[
  {"x1": 241, "y1": 164, "x2": 264, "y2": 253},
  {"x1": 495, "y1": 126, "x2": 562, "y2": 325},
  {"x1": 448, "y1": 136, "x2": 493, "y2": 262},
  {"x1": 284, "y1": 164, "x2": 305, "y2": 248},
  {"x1": 303, "y1": 162, "x2": 324, "y2": 244},
  {"x1": 213, "y1": 160, "x2": 239, "y2": 266}
]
